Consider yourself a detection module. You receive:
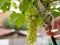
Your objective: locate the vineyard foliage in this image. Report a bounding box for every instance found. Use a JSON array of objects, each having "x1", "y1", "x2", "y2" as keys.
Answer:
[{"x1": 0, "y1": 0, "x2": 60, "y2": 45}]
